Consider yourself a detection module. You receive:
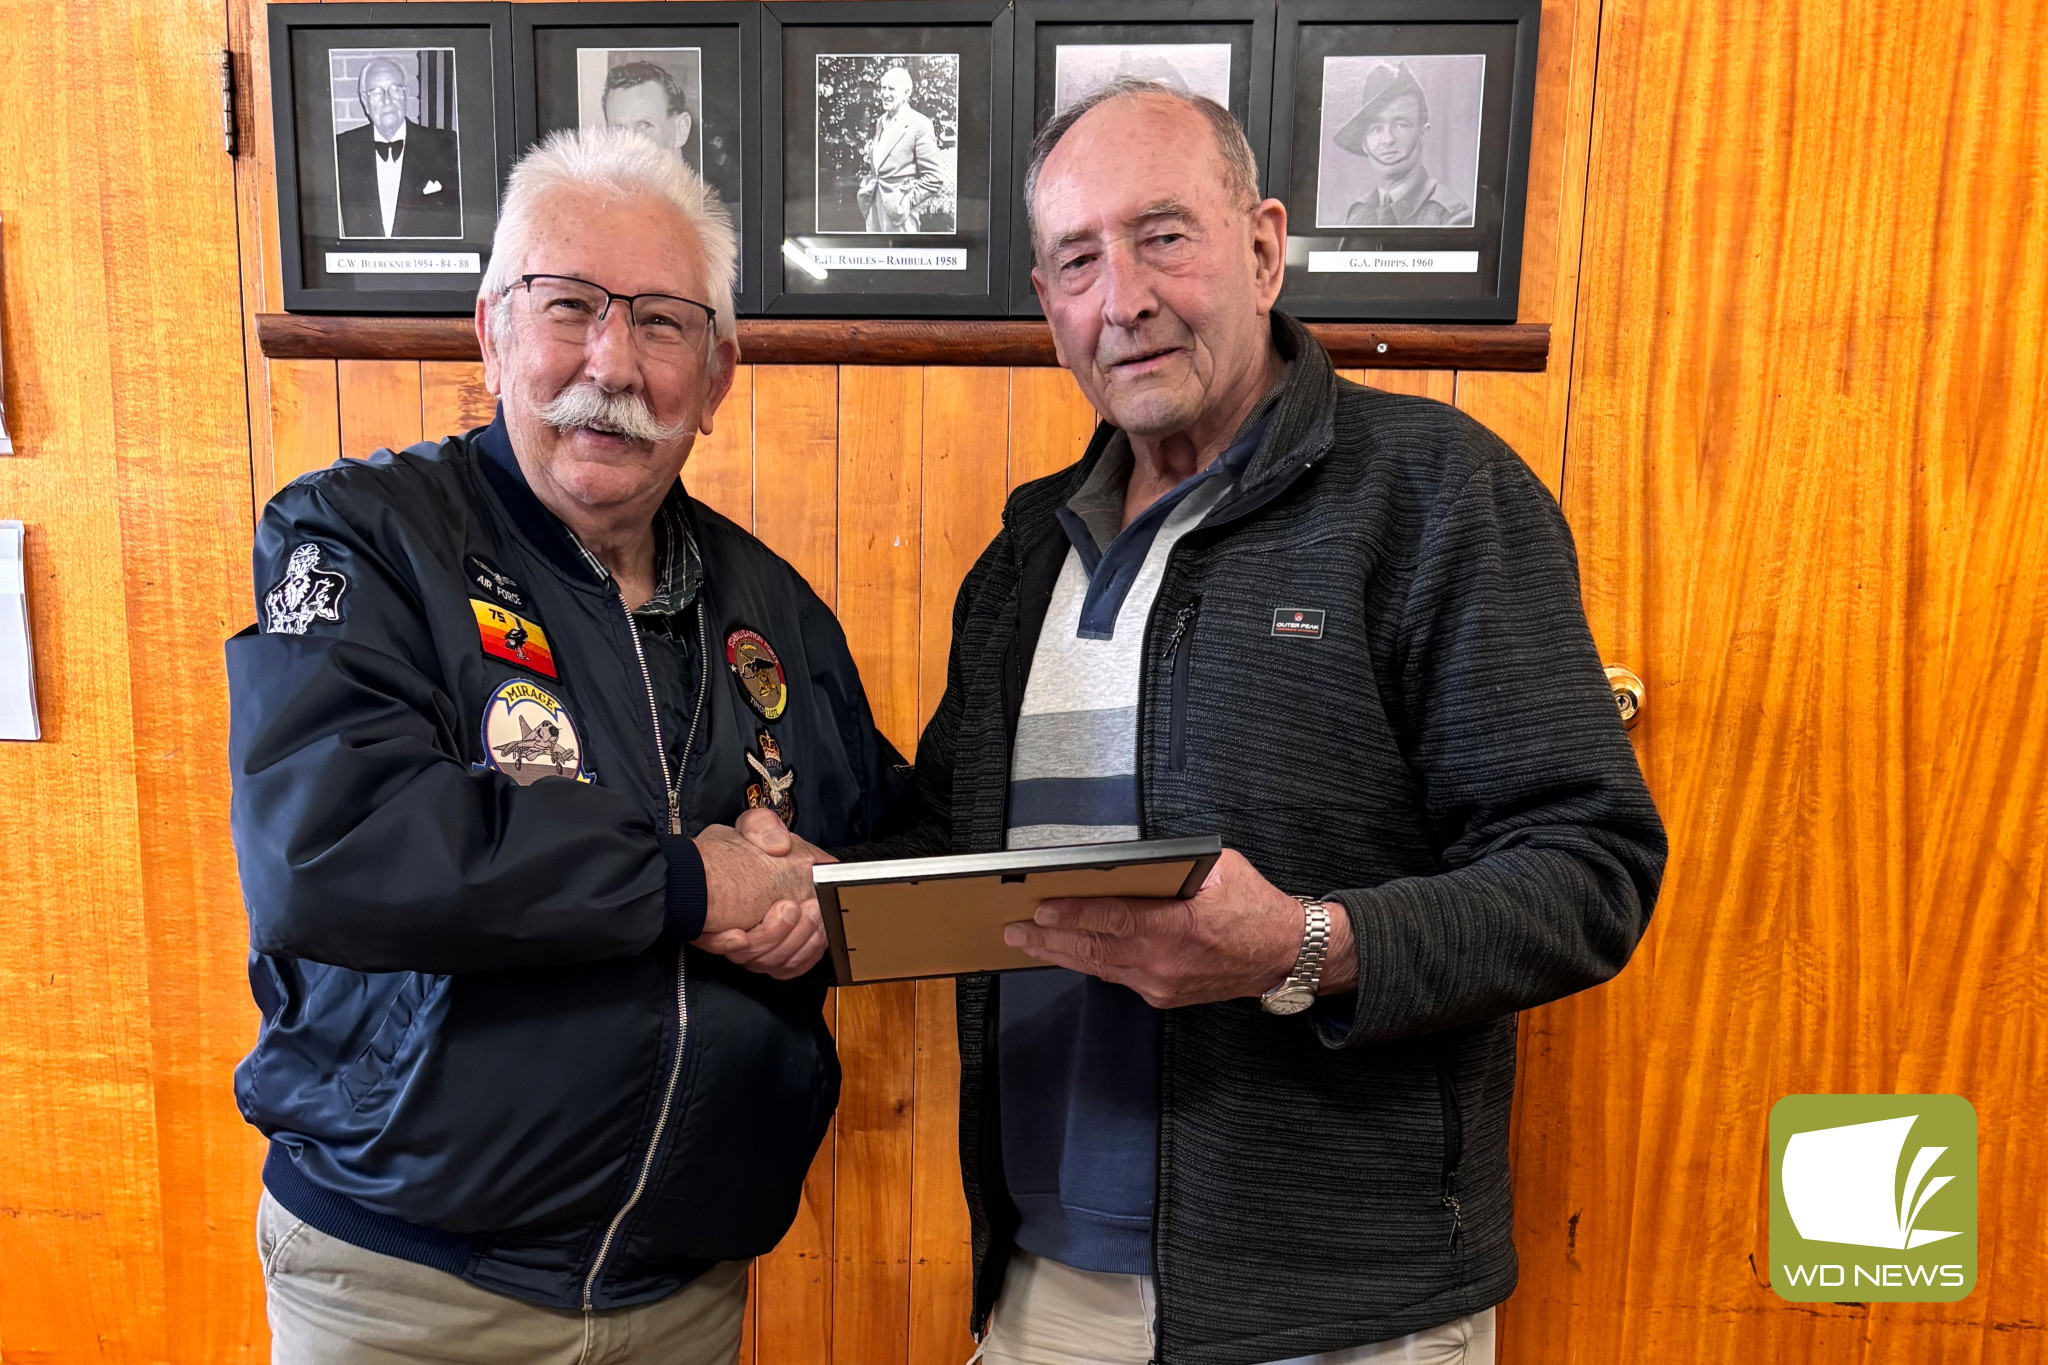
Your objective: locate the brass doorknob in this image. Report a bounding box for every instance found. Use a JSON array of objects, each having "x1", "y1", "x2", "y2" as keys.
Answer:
[{"x1": 1604, "y1": 665, "x2": 1645, "y2": 730}]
